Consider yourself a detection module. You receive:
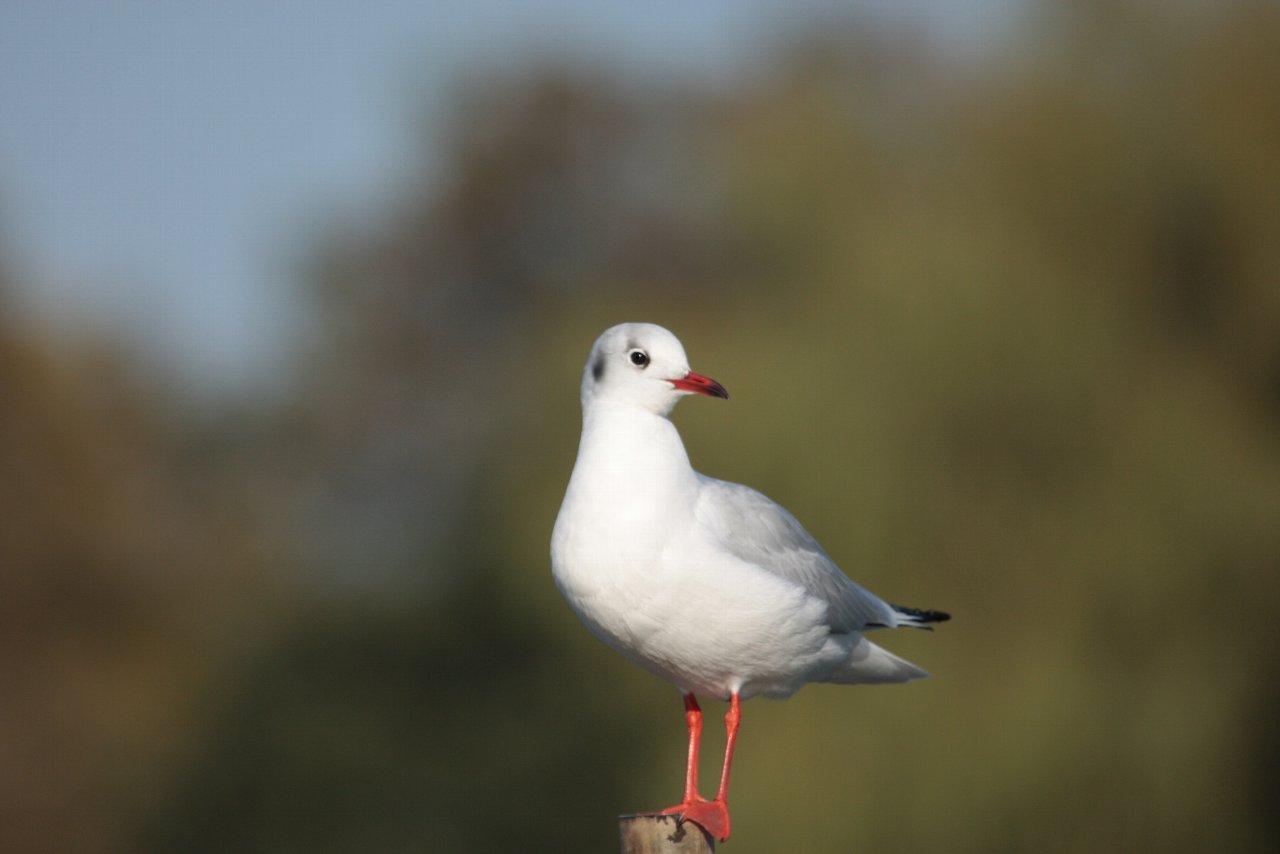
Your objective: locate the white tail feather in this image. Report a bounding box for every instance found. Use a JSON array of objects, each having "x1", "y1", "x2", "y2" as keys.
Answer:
[{"x1": 822, "y1": 635, "x2": 930, "y2": 685}]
